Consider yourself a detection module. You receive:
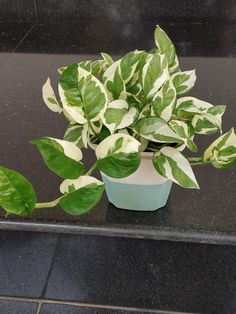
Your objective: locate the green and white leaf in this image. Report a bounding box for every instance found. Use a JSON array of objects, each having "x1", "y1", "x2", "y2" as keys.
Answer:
[
  {"x1": 132, "y1": 117, "x2": 182, "y2": 143},
  {"x1": 101, "y1": 99, "x2": 138, "y2": 134},
  {"x1": 151, "y1": 79, "x2": 176, "y2": 121},
  {"x1": 203, "y1": 128, "x2": 236, "y2": 168},
  {"x1": 175, "y1": 97, "x2": 225, "y2": 134},
  {"x1": 103, "y1": 61, "x2": 126, "y2": 100},
  {"x1": 31, "y1": 137, "x2": 84, "y2": 179},
  {"x1": 64, "y1": 123, "x2": 88, "y2": 148},
  {"x1": 169, "y1": 120, "x2": 197, "y2": 152},
  {"x1": 152, "y1": 147, "x2": 199, "y2": 189},
  {"x1": 141, "y1": 52, "x2": 169, "y2": 99},
  {"x1": 96, "y1": 134, "x2": 141, "y2": 178},
  {"x1": 59, "y1": 64, "x2": 108, "y2": 123},
  {"x1": 59, "y1": 176, "x2": 104, "y2": 215},
  {"x1": 101, "y1": 52, "x2": 113, "y2": 66},
  {"x1": 42, "y1": 78, "x2": 62, "y2": 113},
  {"x1": 120, "y1": 50, "x2": 144, "y2": 83},
  {"x1": 0, "y1": 167, "x2": 36, "y2": 217},
  {"x1": 171, "y1": 70, "x2": 196, "y2": 95},
  {"x1": 154, "y1": 25, "x2": 176, "y2": 68},
  {"x1": 169, "y1": 54, "x2": 180, "y2": 74}
]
